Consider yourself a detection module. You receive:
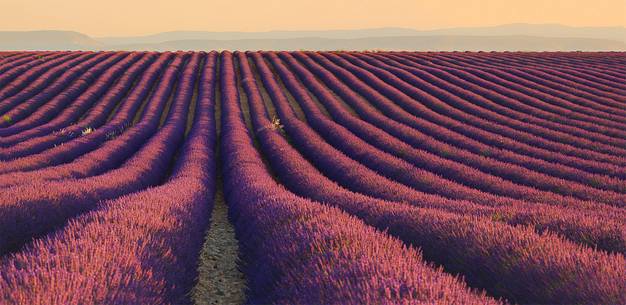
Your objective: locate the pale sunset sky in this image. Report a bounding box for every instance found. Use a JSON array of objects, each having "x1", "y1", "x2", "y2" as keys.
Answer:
[{"x1": 1, "y1": 0, "x2": 624, "y2": 36}]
